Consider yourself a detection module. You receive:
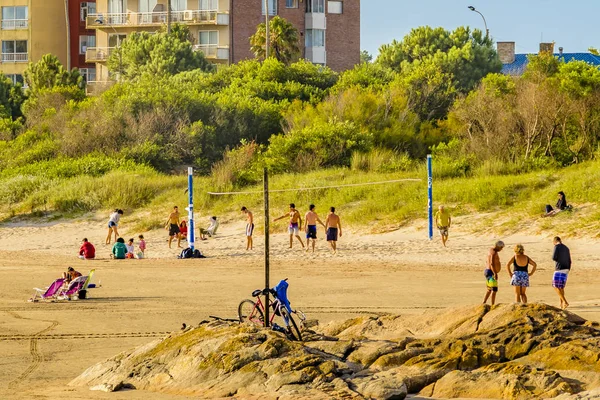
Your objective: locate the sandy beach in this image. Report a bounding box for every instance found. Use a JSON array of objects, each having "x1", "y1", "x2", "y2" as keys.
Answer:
[{"x1": 1, "y1": 215, "x2": 599, "y2": 399}]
